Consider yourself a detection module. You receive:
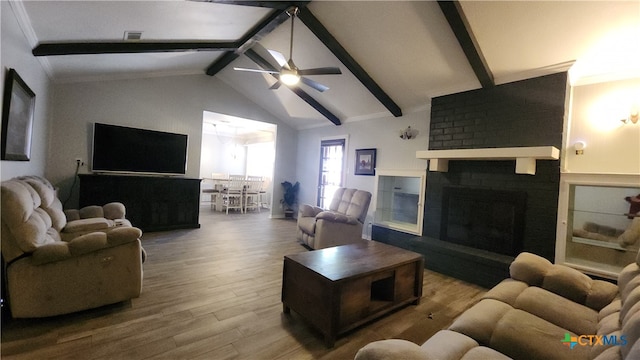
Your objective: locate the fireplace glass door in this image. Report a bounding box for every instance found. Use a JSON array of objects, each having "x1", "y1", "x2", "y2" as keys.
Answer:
[{"x1": 374, "y1": 169, "x2": 426, "y2": 235}]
